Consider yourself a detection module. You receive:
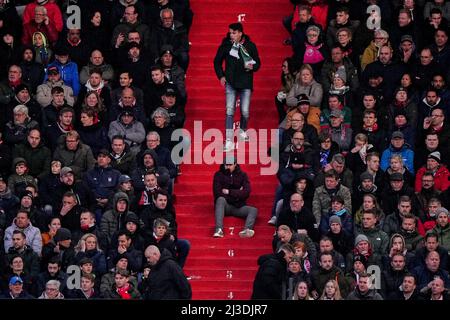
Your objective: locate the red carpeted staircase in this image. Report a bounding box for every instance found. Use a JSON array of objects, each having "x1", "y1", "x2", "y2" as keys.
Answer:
[{"x1": 176, "y1": 0, "x2": 291, "y2": 300}]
